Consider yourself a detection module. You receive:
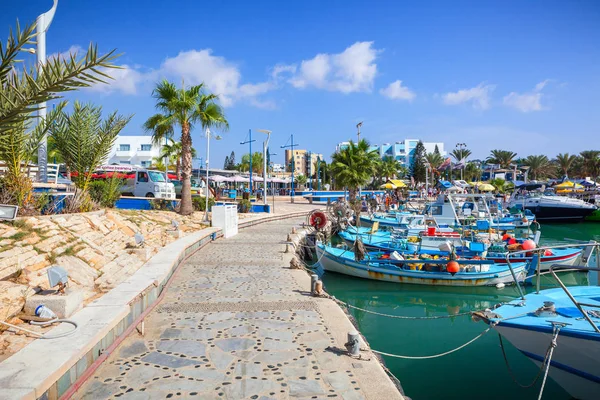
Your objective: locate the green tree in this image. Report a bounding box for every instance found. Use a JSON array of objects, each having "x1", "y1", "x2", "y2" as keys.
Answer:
[
  {"x1": 0, "y1": 105, "x2": 64, "y2": 206},
  {"x1": 464, "y1": 162, "x2": 481, "y2": 182},
  {"x1": 223, "y1": 155, "x2": 230, "y2": 170},
  {"x1": 144, "y1": 80, "x2": 228, "y2": 215},
  {"x1": 224, "y1": 151, "x2": 236, "y2": 170},
  {"x1": 523, "y1": 154, "x2": 554, "y2": 180},
  {"x1": 434, "y1": 145, "x2": 440, "y2": 156},
  {"x1": 295, "y1": 174, "x2": 307, "y2": 188},
  {"x1": 554, "y1": 153, "x2": 578, "y2": 178},
  {"x1": 50, "y1": 102, "x2": 132, "y2": 191},
  {"x1": 451, "y1": 147, "x2": 472, "y2": 162},
  {"x1": 410, "y1": 141, "x2": 427, "y2": 183},
  {"x1": 159, "y1": 139, "x2": 197, "y2": 179},
  {"x1": 579, "y1": 150, "x2": 600, "y2": 179},
  {"x1": 487, "y1": 150, "x2": 518, "y2": 168},
  {"x1": 331, "y1": 139, "x2": 379, "y2": 200},
  {"x1": 240, "y1": 152, "x2": 264, "y2": 174},
  {"x1": 490, "y1": 178, "x2": 508, "y2": 193},
  {"x1": 1, "y1": 21, "x2": 119, "y2": 132}
]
